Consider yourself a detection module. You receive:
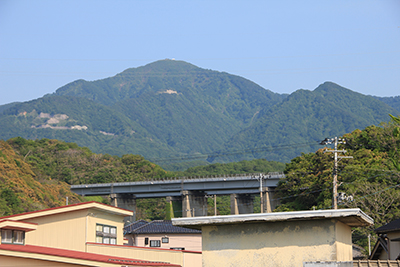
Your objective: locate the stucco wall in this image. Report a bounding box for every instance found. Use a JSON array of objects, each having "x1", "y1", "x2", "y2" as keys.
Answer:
[
  {"x1": 201, "y1": 219, "x2": 352, "y2": 267},
  {"x1": 24, "y1": 209, "x2": 88, "y2": 251},
  {"x1": 85, "y1": 208, "x2": 125, "y2": 245},
  {"x1": 22, "y1": 208, "x2": 126, "y2": 251}
]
